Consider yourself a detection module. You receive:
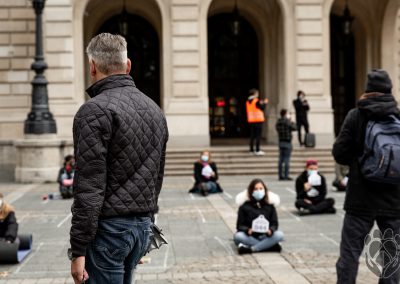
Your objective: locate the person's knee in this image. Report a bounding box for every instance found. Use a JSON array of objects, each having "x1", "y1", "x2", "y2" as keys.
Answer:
[
  {"x1": 273, "y1": 230, "x2": 284, "y2": 241},
  {"x1": 233, "y1": 232, "x2": 247, "y2": 244}
]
